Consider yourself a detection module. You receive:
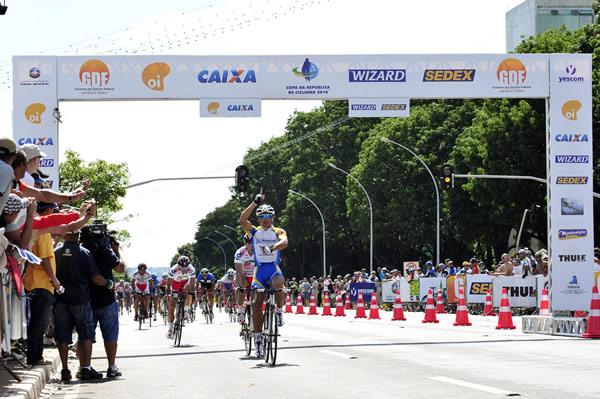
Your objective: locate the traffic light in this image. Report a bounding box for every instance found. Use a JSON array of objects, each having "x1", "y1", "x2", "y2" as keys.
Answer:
[
  {"x1": 440, "y1": 164, "x2": 453, "y2": 189},
  {"x1": 235, "y1": 165, "x2": 250, "y2": 192}
]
